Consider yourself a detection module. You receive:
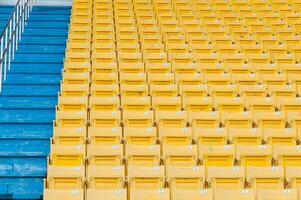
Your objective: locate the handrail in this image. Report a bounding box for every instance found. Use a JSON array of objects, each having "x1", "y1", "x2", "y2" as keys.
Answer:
[{"x1": 0, "y1": 0, "x2": 36, "y2": 92}]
